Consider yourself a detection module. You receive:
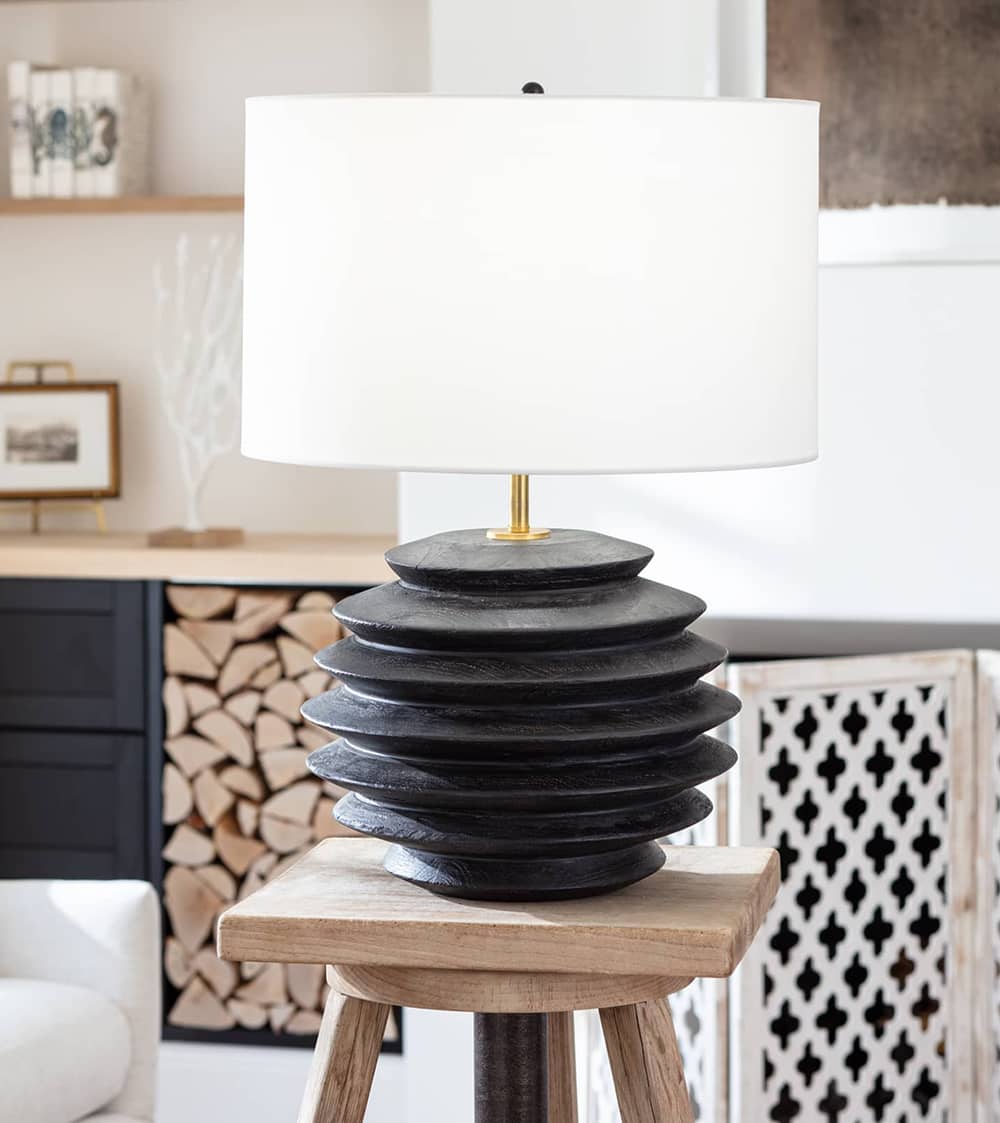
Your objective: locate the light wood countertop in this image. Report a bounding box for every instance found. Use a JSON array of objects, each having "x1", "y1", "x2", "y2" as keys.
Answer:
[{"x1": 0, "y1": 532, "x2": 395, "y2": 586}]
